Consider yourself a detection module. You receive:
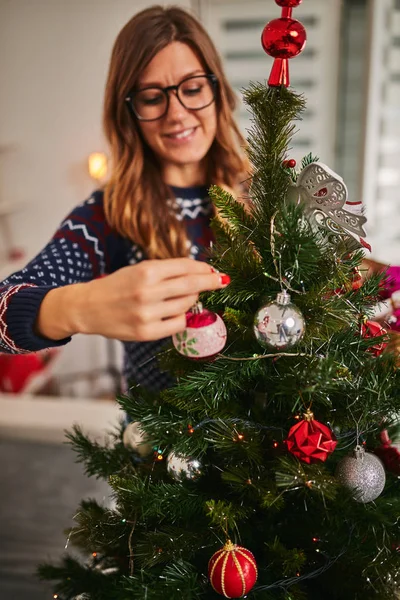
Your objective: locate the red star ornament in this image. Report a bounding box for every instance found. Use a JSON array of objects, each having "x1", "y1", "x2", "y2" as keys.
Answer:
[{"x1": 286, "y1": 409, "x2": 337, "y2": 464}]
